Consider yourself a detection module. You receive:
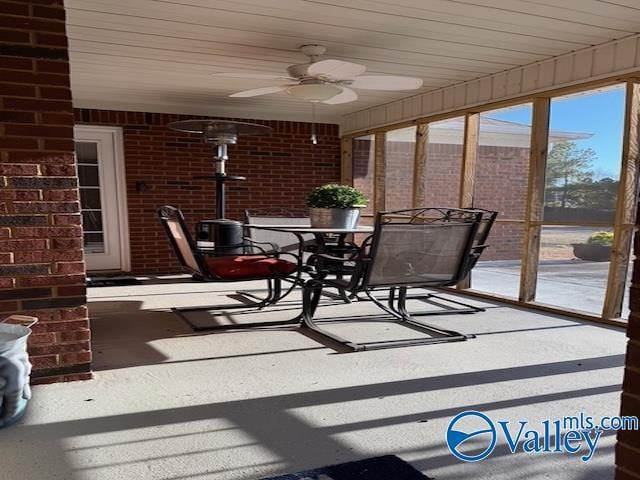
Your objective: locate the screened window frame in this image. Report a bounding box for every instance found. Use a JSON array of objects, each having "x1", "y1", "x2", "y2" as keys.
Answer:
[{"x1": 341, "y1": 76, "x2": 640, "y2": 327}]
